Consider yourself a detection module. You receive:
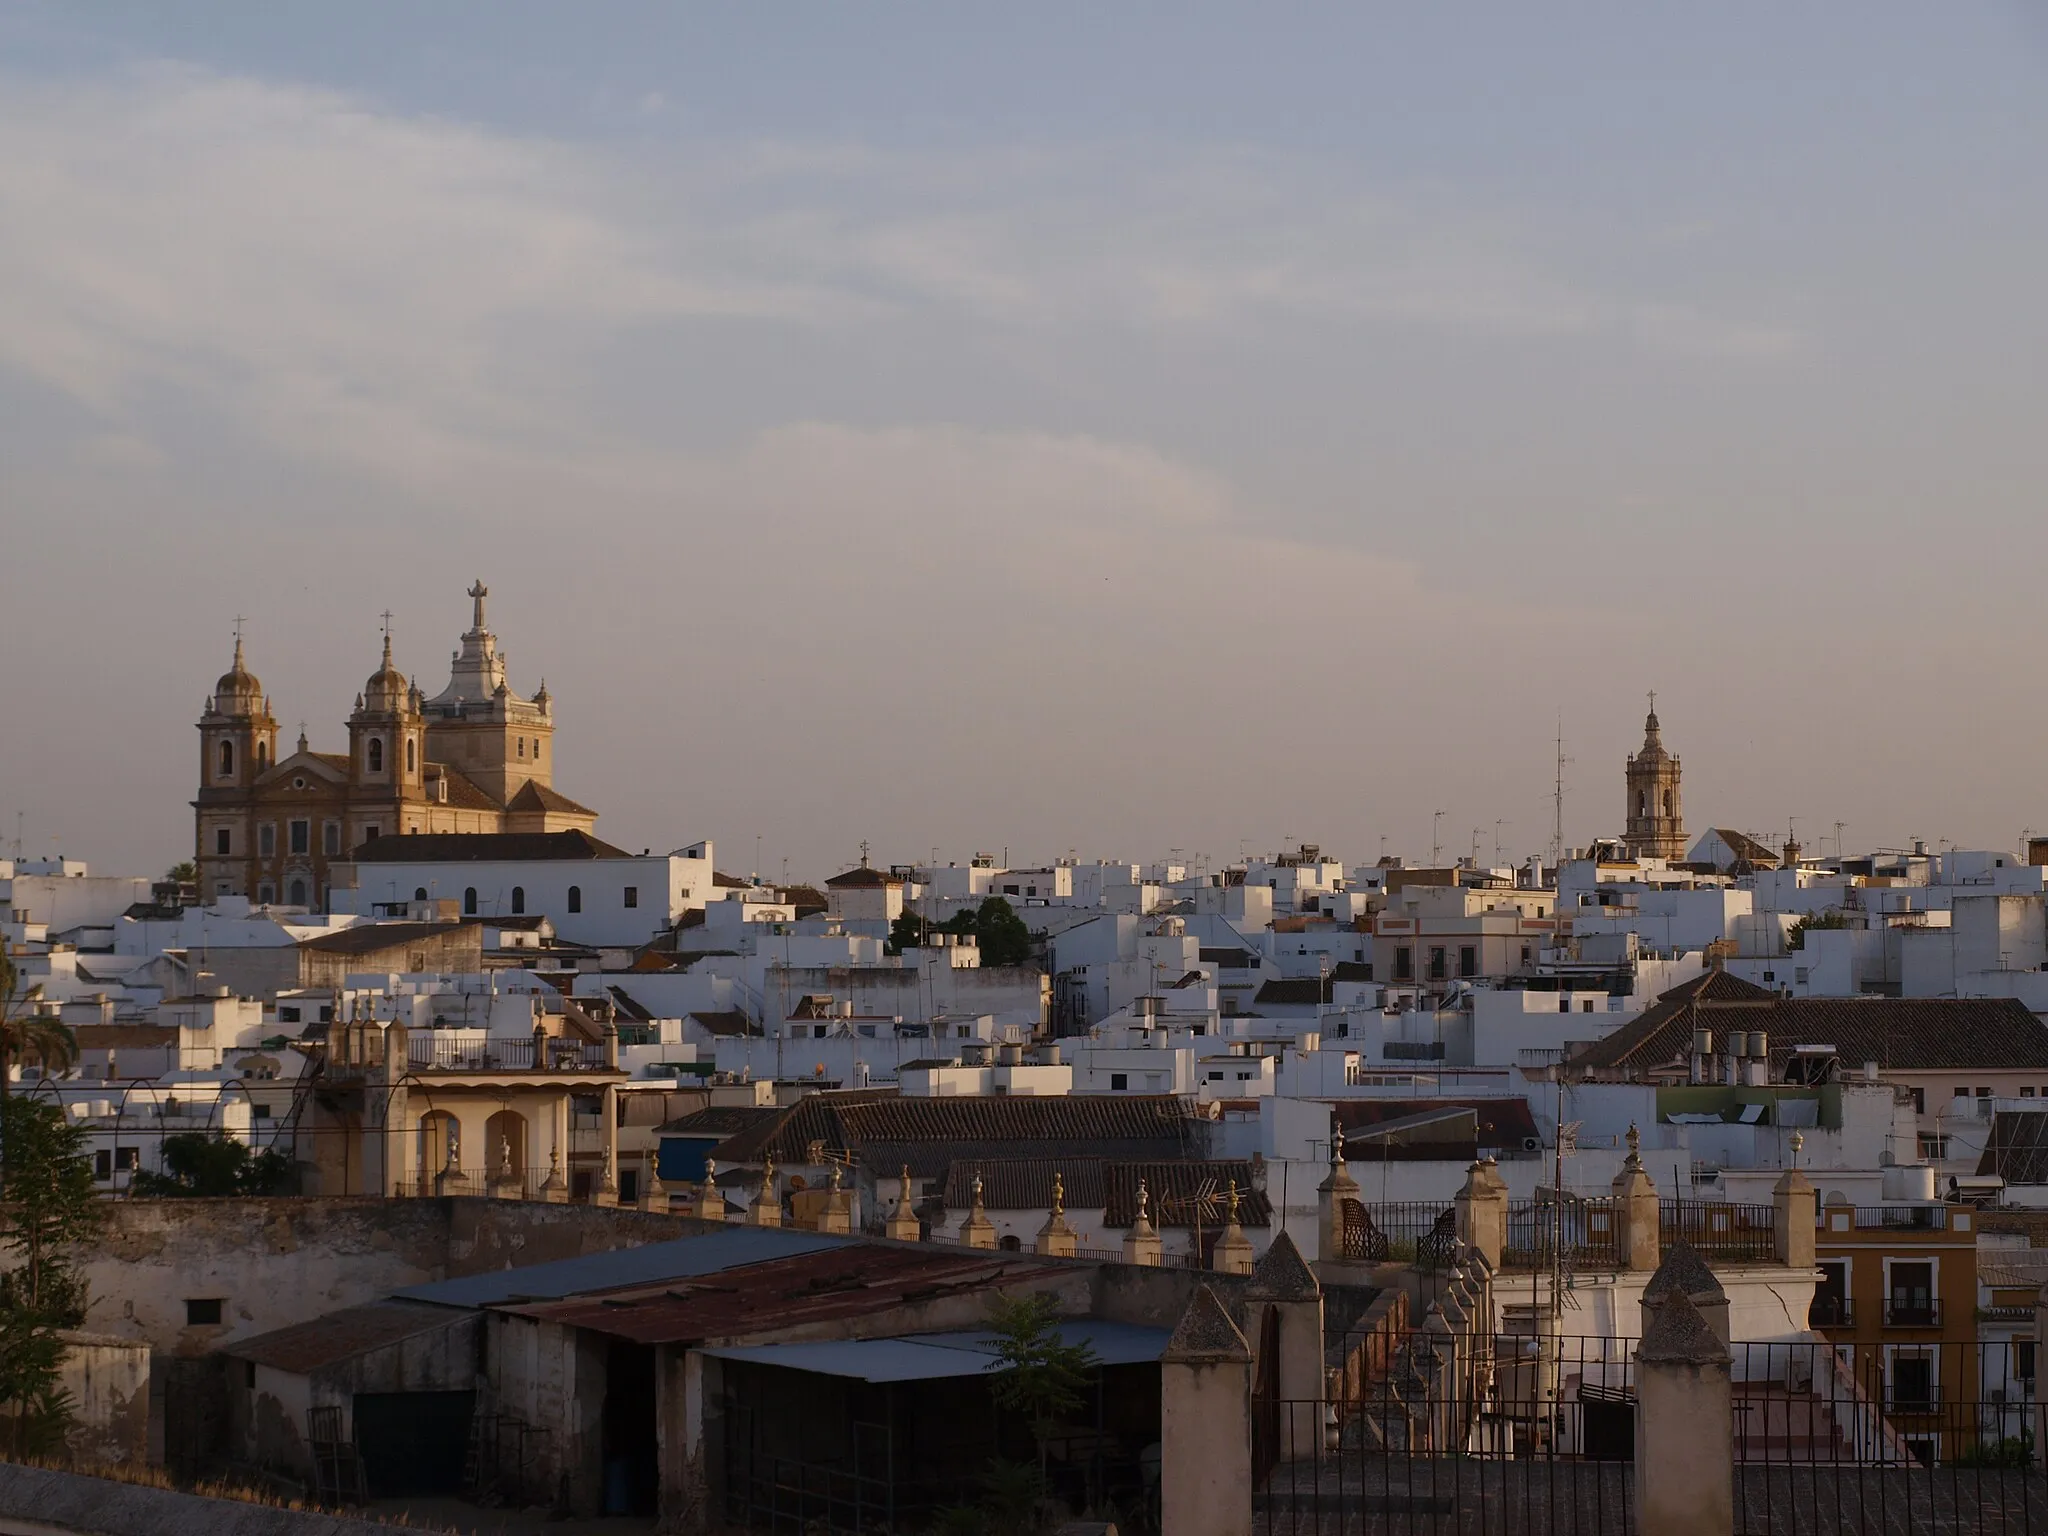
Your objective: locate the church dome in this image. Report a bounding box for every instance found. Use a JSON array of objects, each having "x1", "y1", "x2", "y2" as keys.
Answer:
[
  {"x1": 213, "y1": 637, "x2": 264, "y2": 715},
  {"x1": 360, "y1": 634, "x2": 410, "y2": 715}
]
